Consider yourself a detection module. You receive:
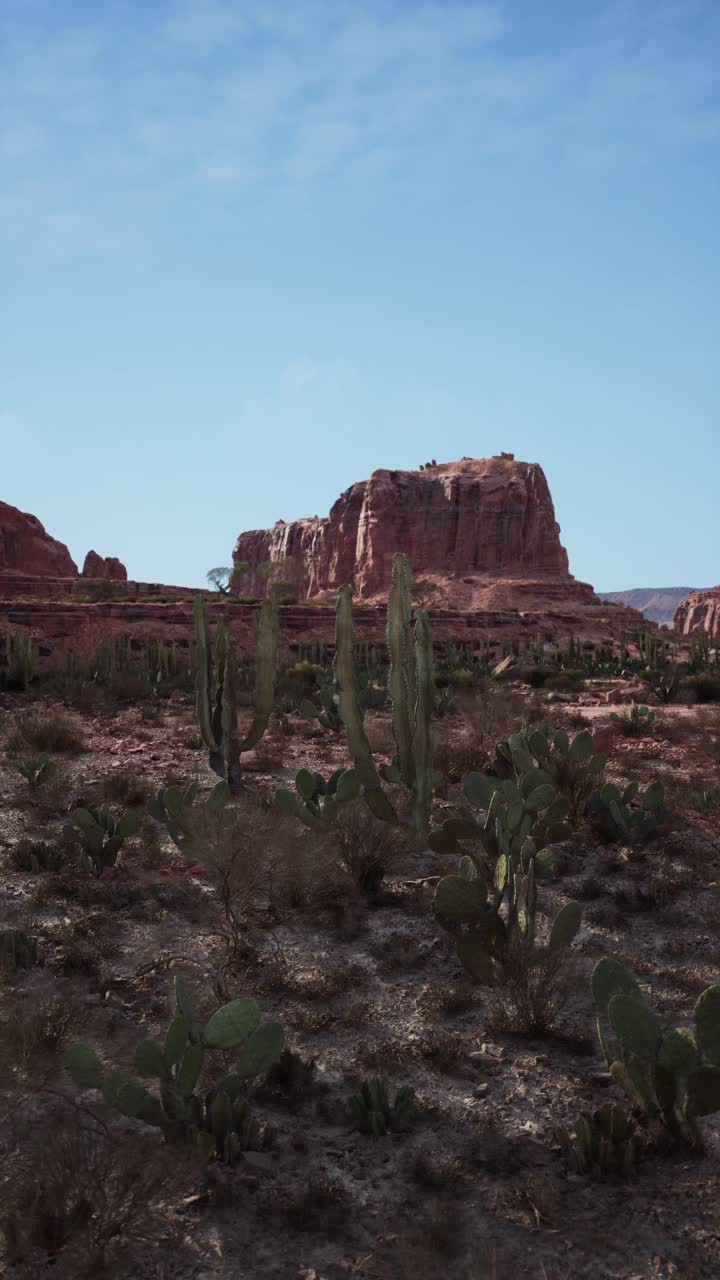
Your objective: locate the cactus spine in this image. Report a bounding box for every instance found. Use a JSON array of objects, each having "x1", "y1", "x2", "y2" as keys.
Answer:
[{"x1": 194, "y1": 596, "x2": 278, "y2": 794}]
